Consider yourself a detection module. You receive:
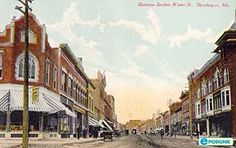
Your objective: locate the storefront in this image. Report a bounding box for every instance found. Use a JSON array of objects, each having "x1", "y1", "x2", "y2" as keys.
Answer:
[
  {"x1": 0, "y1": 88, "x2": 76, "y2": 138},
  {"x1": 210, "y1": 112, "x2": 232, "y2": 137}
]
